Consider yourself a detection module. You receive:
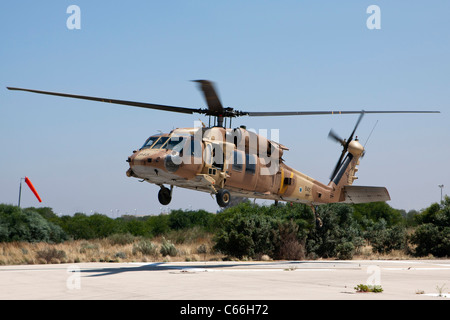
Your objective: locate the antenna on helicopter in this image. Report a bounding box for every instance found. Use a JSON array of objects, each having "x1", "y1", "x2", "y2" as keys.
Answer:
[{"x1": 364, "y1": 120, "x2": 379, "y2": 149}]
